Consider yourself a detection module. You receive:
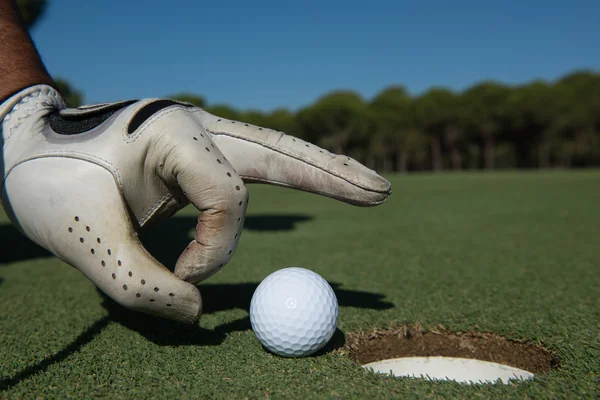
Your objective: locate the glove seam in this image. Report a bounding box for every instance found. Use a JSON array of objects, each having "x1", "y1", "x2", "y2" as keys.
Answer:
[
  {"x1": 5, "y1": 151, "x2": 123, "y2": 189},
  {"x1": 204, "y1": 128, "x2": 390, "y2": 195},
  {"x1": 124, "y1": 103, "x2": 196, "y2": 144},
  {"x1": 3, "y1": 87, "x2": 64, "y2": 141},
  {"x1": 139, "y1": 193, "x2": 173, "y2": 226},
  {"x1": 239, "y1": 175, "x2": 386, "y2": 206}
]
